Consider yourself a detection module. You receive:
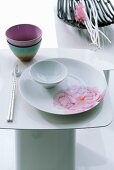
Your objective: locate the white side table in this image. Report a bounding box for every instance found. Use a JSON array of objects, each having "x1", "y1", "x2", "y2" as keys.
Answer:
[{"x1": 0, "y1": 49, "x2": 113, "y2": 170}]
